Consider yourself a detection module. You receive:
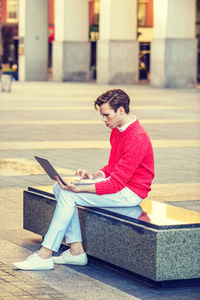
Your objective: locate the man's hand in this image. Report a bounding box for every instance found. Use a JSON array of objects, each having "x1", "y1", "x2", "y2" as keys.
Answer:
[
  {"x1": 75, "y1": 169, "x2": 94, "y2": 179},
  {"x1": 55, "y1": 175, "x2": 97, "y2": 194},
  {"x1": 55, "y1": 176, "x2": 80, "y2": 193}
]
